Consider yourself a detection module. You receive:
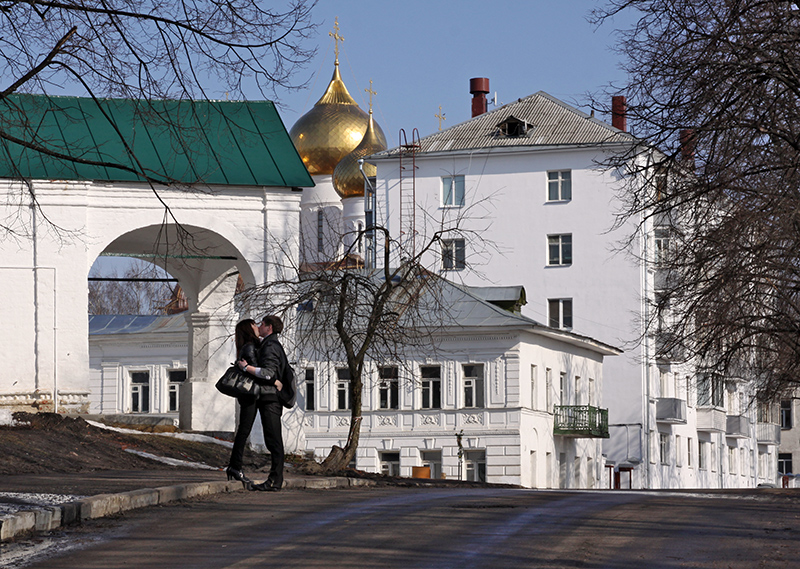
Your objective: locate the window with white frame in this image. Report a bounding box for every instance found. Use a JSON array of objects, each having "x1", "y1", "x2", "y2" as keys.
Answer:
[
  {"x1": 378, "y1": 366, "x2": 399, "y2": 410},
  {"x1": 336, "y1": 368, "x2": 351, "y2": 411},
  {"x1": 729, "y1": 446, "x2": 737, "y2": 475},
  {"x1": 545, "y1": 368, "x2": 553, "y2": 412},
  {"x1": 380, "y1": 452, "x2": 400, "y2": 476},
  {"x1": 464, "y1": 450, "x2": 486, "y2": 482},
  {"x1": 463, "y1": 364, "x2": 484, "y2": 408},
  {"x1": 547, "y1": 170, "x2": 572, "y2": 201},
  {"x1": 305, "y1": 368, "x2": 315, "y2": 411},
  {"x1": 699, "y1": 440, "x2": 707, "y2": 470},
  {"x1": 740, "y1": 447, "x2": 746, "y2": 476},
  {"x1": 421, "y1": 450, "x2": 443, "y2": 479},
  {"x1": 781, "y1": 400, "x2": 792, "y2": 429},
  {"x1": 778, "y1": 453, "x2": 793, "y2": 475},
  {"x1": 659, "y1": 433, "x2": 669, "y2": 464},
  {"x1": 697, "y1": 373, "x2": 724, "y2": 407},
  {"x1": 654, "y1": 226, "x2": 672, "y2": 266},
  {"x1": 530, "y1": 365, "x2": 538, "y2": 410},
  {"x1": 547, "y1": 234, "x2": 572, "y2": 266},
  {"x1": 676, "y1": 435, "x2": 682, "y2": 467},
  {"x1": 420, "y1": 366, "x2": 441, "y2": 409},
  {"x1": 548, "y1": 298, "x2": 573, "y2": 329},
  {"x1": 130, "y1": 371, "x2": 150, "y2": 413},
  {"x1": 687, "y1": 437, "x2": 694, "y2": 467},
  {"x1": 167, "y1": 369, "x2": 186, "y2": 413},
  {"x1": 559, "y1": 372, "x2": 567, "y2": 405},
  {"x1": 442, "y1": 239, "x2": 466, "y2": 270},
  {"x1": 441, "y1": 175, "x2": 465, "y2": 207}
]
